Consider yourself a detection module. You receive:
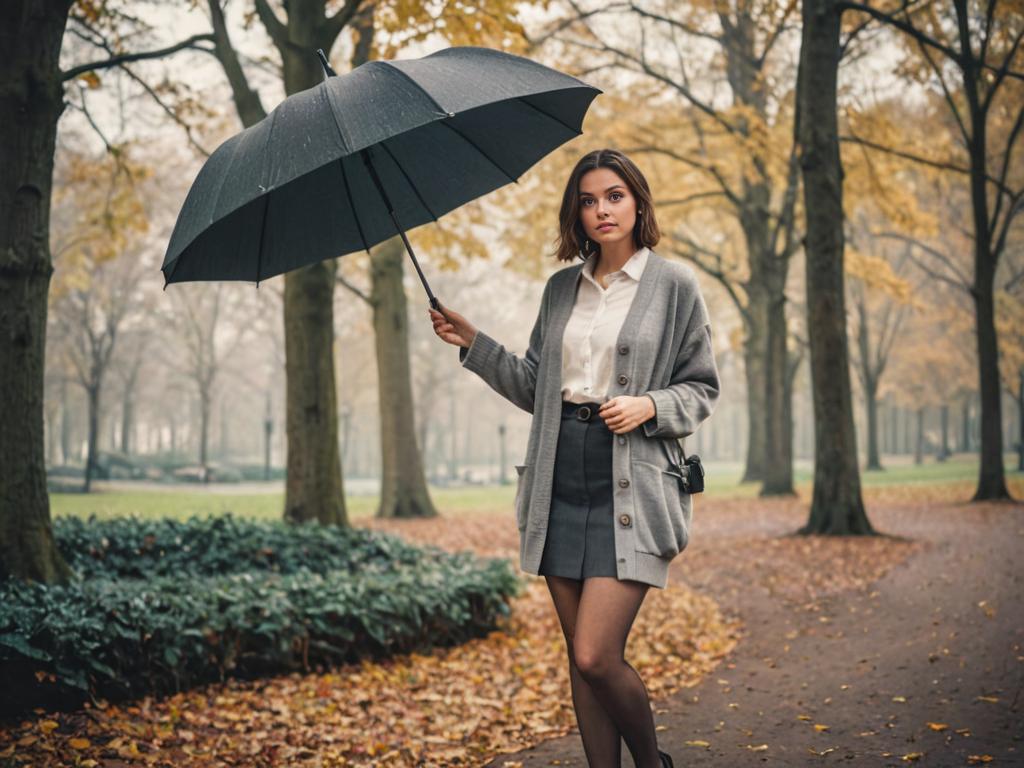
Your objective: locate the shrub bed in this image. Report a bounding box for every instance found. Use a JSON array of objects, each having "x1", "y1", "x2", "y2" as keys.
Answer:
[{"x1": 0, "y1": 514, "x2": 522, "y2": 716}]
